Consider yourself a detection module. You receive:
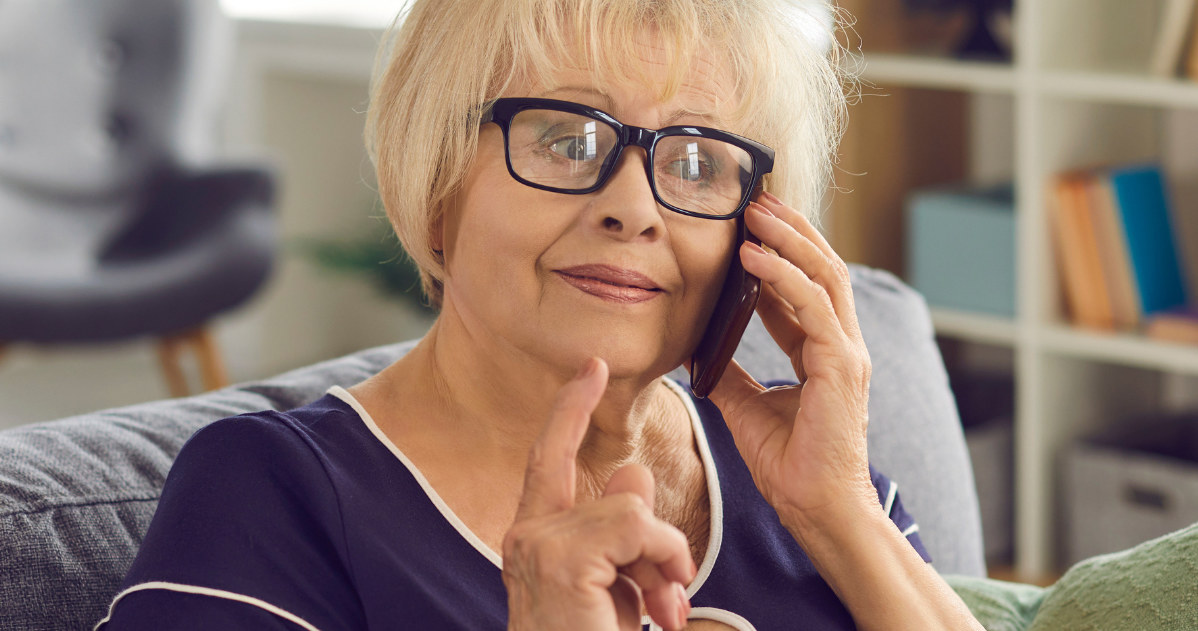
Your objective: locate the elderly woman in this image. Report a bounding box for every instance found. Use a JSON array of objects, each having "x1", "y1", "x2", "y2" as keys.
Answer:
[{"x1": 98, "y1": 0, "x2": 983, "y2": 629}]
